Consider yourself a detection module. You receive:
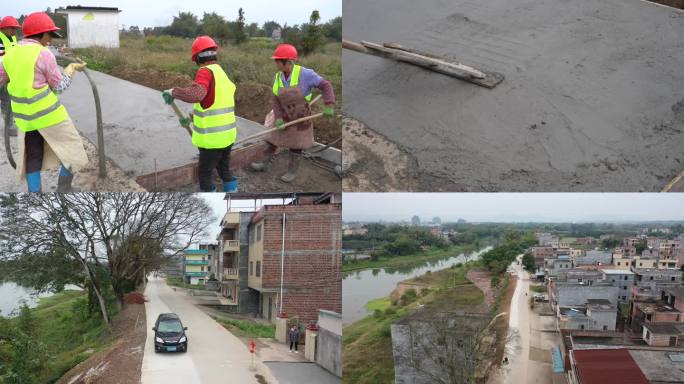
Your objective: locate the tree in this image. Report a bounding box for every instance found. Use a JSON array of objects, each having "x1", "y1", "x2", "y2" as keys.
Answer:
[
  {"x1": 395, "y1": 311, "x2": 492, "y2": 384},
  {"x1": 247, "y1": 22, "x2": 260, "y2": 37},
  {"x1": 0, "y1": 193, "x2": 214, "y2": 328},
  {"x1": 233, "y1": 8, "x2": 248, "y2": 44},
  {"x1": 522, "y1": 252, "x2": 536, "y2": 273},
  {"x1": 300, "y1": 10, "x2": 325, "y2": 55},
  {"x1": 201, "y1": 12, "x2": 231, "y2": 40},
  {"x1": 635, "y1": 240, "x2": 648, "y2": 255},
  {"x1": 0, "y1": 305, "x2": 48, "y2": 384},
  {"x1": 322, "y1": 16, "x2": 342, "y2": 41},
  {"x1": 168, "y1": 12, "x2": 200, "y2": 38}
]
